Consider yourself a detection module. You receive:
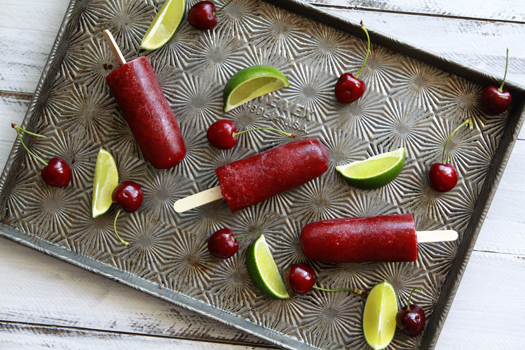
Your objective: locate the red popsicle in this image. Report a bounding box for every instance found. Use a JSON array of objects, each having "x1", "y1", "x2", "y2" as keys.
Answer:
[
  {"x1": 173, "y1": 138, "x2": 329, "y2": 213},
  {"x1": 300, "y1": 214, "x2": 457, "y2": 263},
  {"x1": 104, "y1": 31, "x2": 186, "y2": 169}
]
